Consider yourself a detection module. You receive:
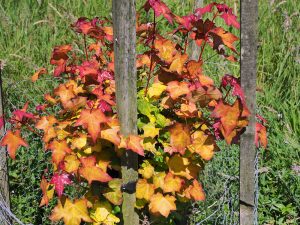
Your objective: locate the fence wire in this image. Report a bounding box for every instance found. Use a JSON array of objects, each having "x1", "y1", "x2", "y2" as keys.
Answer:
[
  {"x1": 254, "y1": 151, "x2": 259, "y2": 225},
  {"x1": 0, "y1": 191, "x2": 29, "y2": 225}
]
